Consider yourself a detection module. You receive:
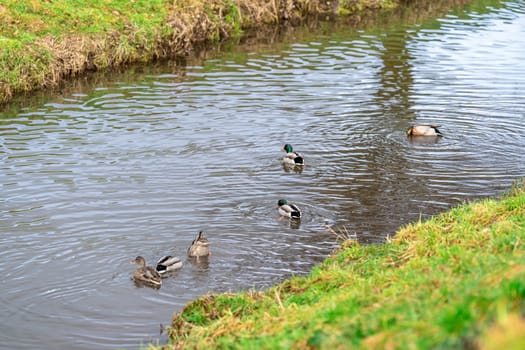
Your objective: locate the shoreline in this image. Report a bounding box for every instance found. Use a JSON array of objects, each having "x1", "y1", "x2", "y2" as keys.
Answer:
[
  {"x1": 0, "y1": 0, "x2": 398, "y2": 105},
  {"x1": 161, "y1": 180, "x2": 525, "y2": 348}
]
